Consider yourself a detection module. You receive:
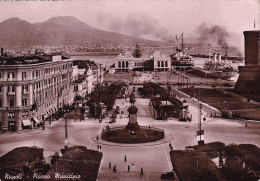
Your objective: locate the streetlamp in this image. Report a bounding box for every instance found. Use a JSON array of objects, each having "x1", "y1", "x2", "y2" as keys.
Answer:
[
  {"x1": 64, "y1": 107, "x2": 70, "y2": 149},
  {"x1": 197, "y1": 103, "x2": 204, "y2": 145},
  {"x1": 79, "y1": 98, "x2": 83, "y2": 121}
]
